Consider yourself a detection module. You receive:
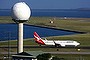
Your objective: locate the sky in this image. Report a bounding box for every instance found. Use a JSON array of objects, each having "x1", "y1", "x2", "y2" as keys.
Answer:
[{"x1": 0, "y1": 0, "x2": 90, "y2": 9}]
